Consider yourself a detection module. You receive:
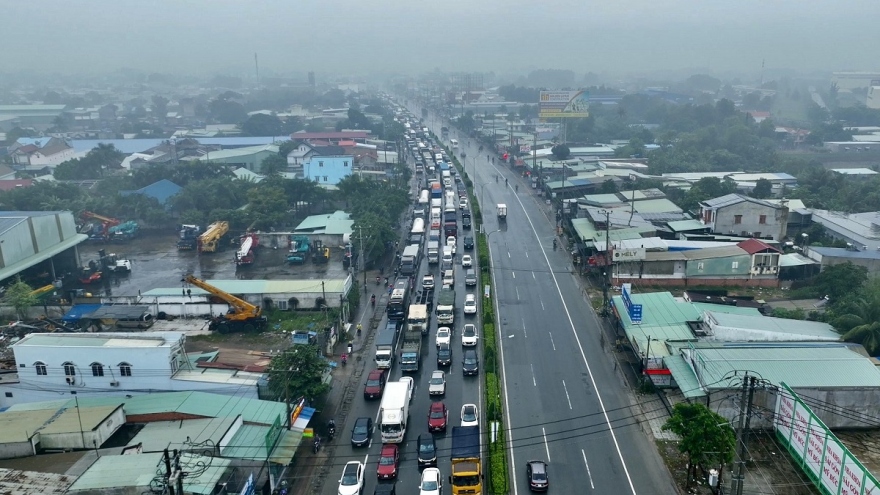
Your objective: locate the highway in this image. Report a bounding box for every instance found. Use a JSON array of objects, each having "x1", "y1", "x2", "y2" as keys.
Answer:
[
  {"x1": 319, "y1": 151, "x2": 482, "y2": 495},
  {"x1": 421, "y1": 104, "x2": 676, "y2": 494}
]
